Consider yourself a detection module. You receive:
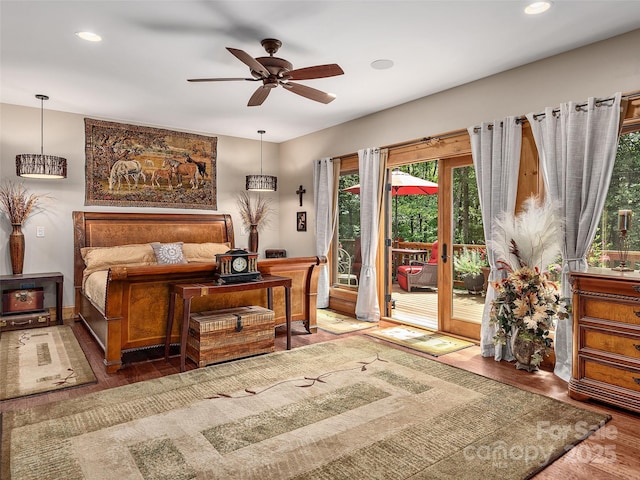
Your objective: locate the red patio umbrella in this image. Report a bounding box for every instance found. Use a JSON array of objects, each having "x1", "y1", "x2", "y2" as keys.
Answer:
[{"x1": 343, "y1": 169, "x2": 438, "y2": 239}]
